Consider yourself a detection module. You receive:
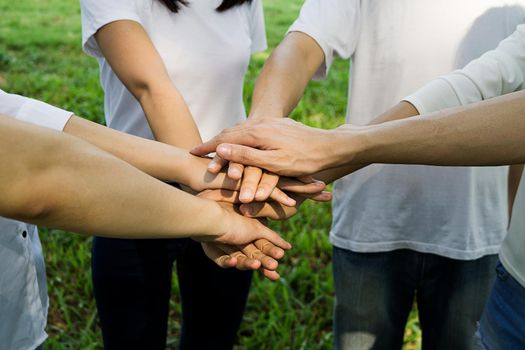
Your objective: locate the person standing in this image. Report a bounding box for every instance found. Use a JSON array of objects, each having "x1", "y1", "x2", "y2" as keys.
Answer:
[
  {"x1": 202, "y1": 0, "x2": 525, "y2": 348},
  {"x1": 80, "y1": 1, "x2": 276, "y2": 349}
]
